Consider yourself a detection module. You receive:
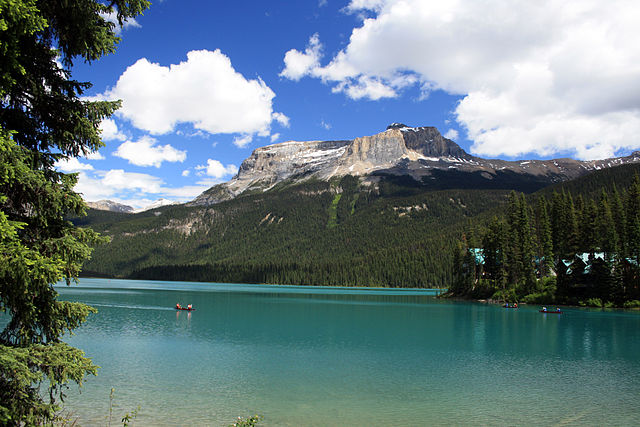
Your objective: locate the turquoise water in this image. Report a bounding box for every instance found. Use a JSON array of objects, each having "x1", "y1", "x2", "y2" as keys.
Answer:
[{"x1": 47, "y1": 279, "x2": 640, "y2": 426}]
